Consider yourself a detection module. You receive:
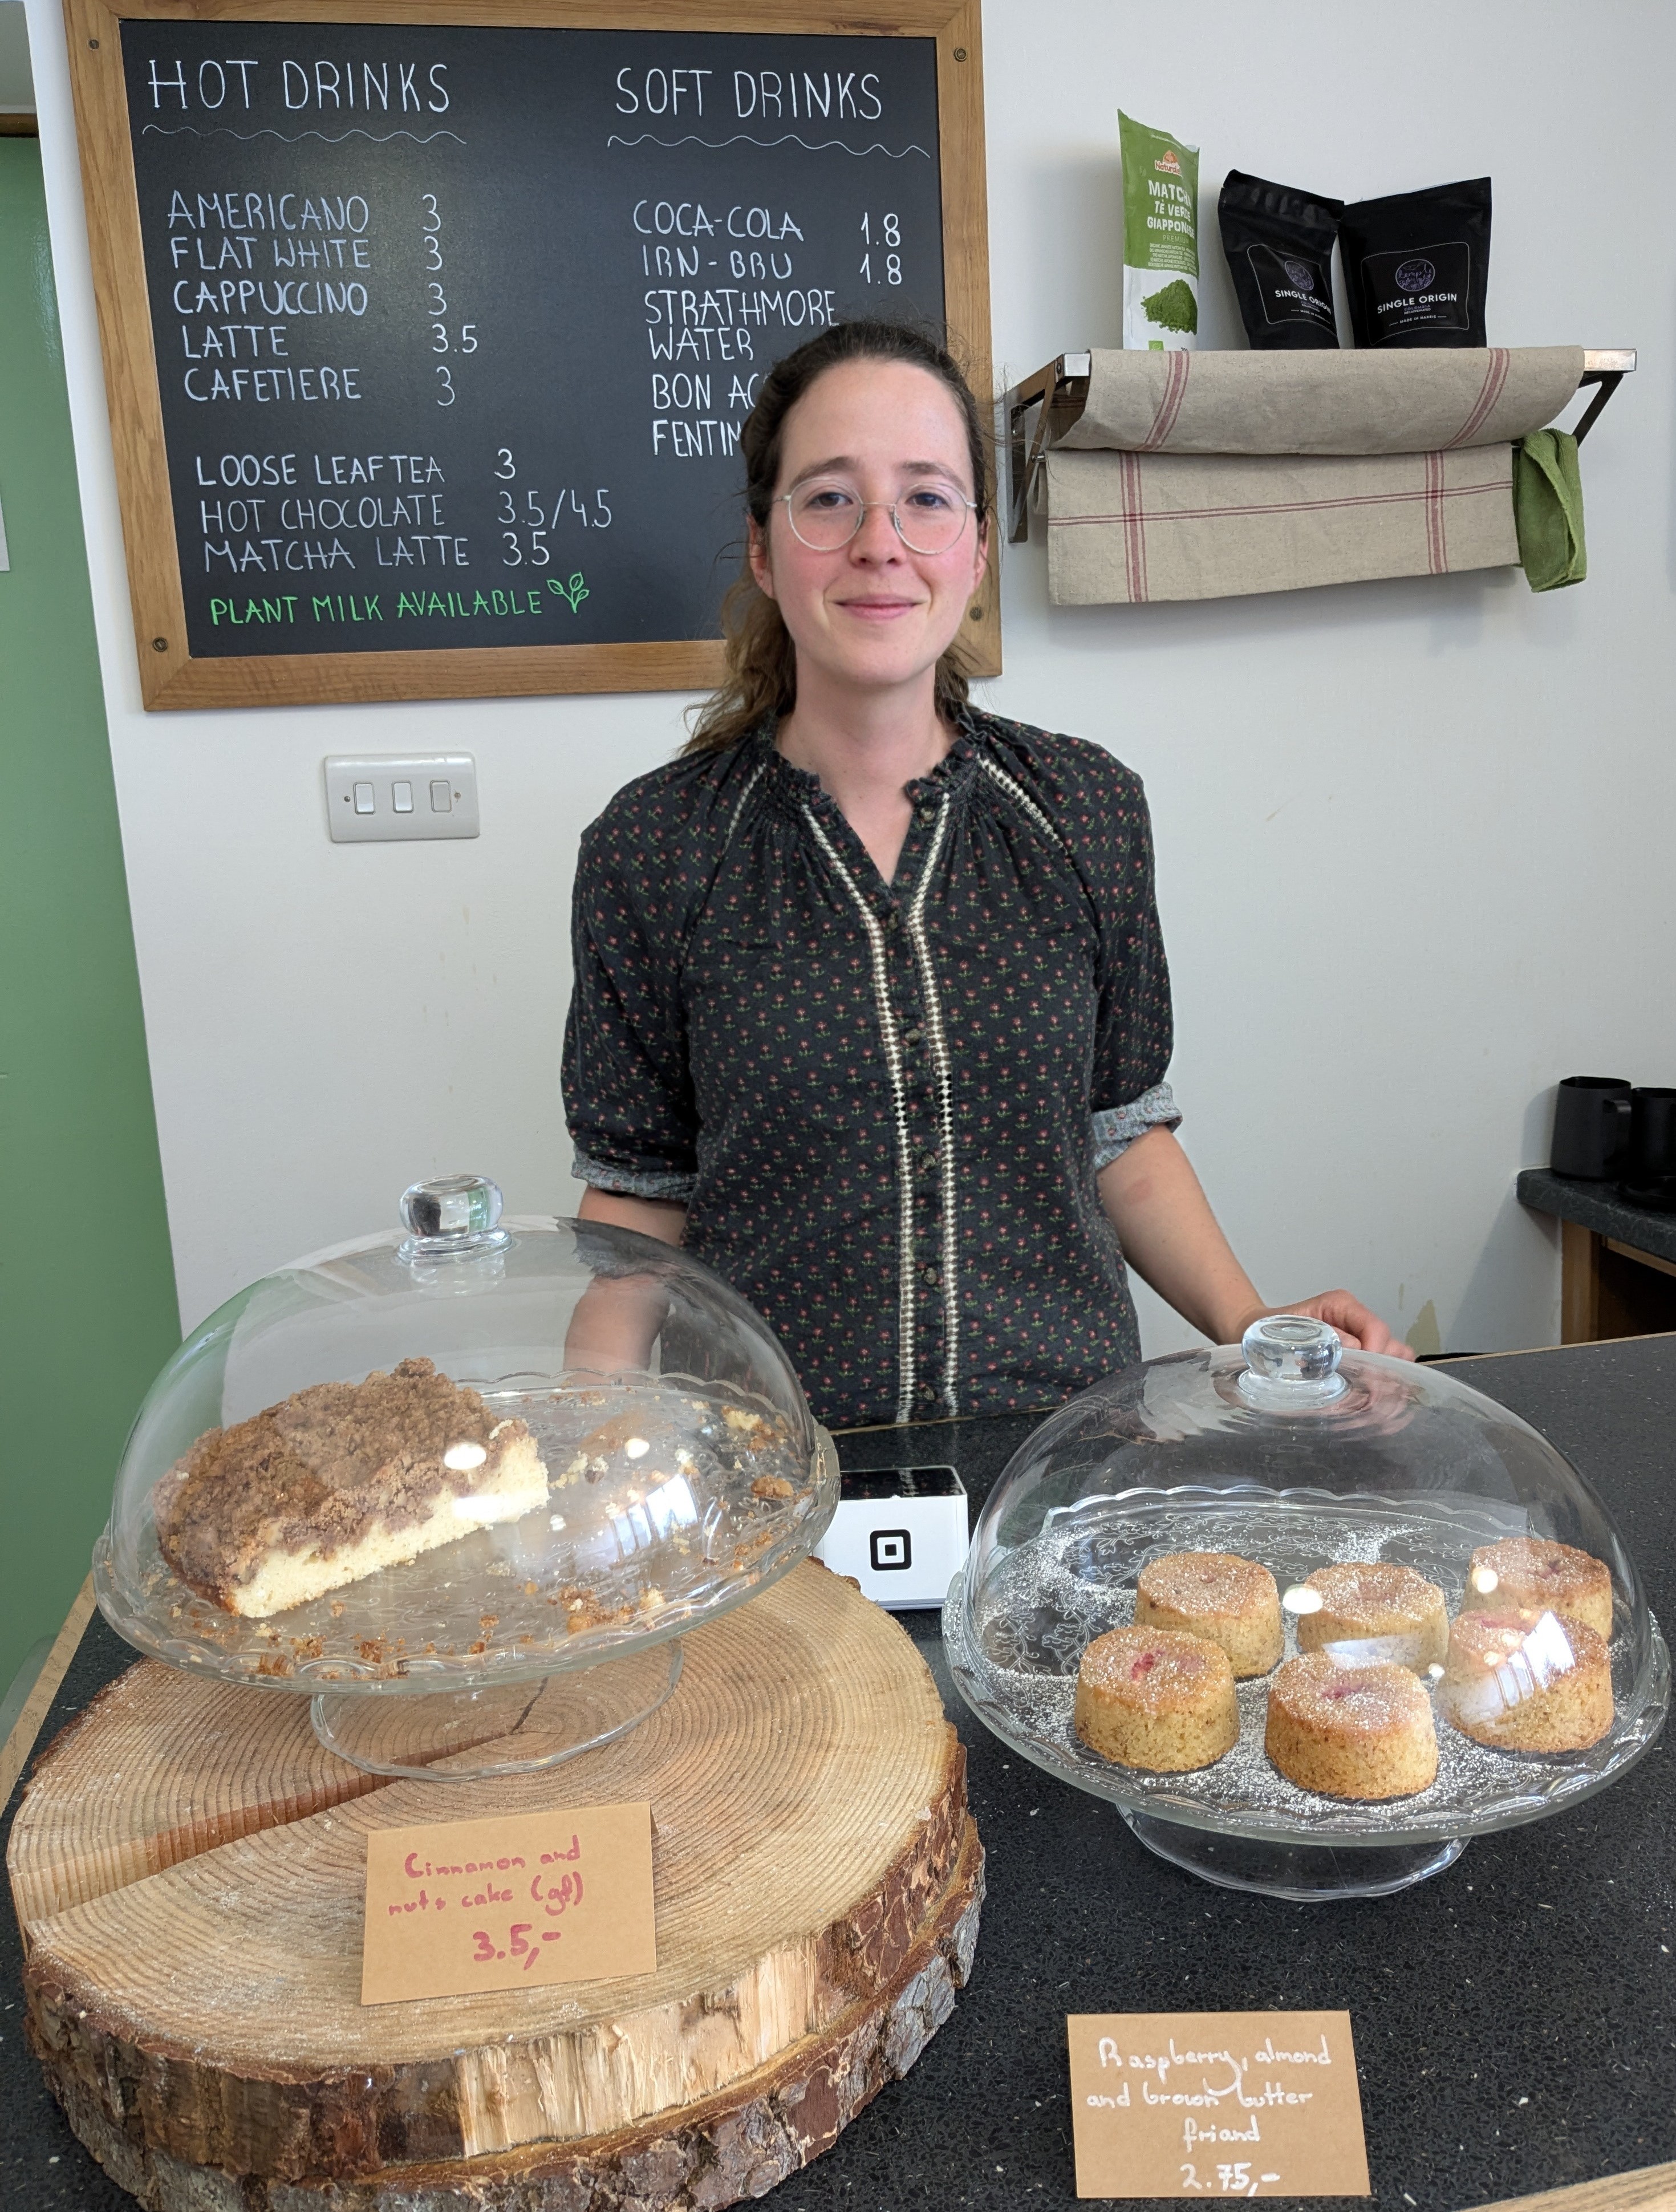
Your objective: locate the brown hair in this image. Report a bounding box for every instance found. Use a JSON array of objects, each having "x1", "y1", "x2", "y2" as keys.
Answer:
[{"x1": 683, "y1": 319, "x2": 990, "y2": 756}]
